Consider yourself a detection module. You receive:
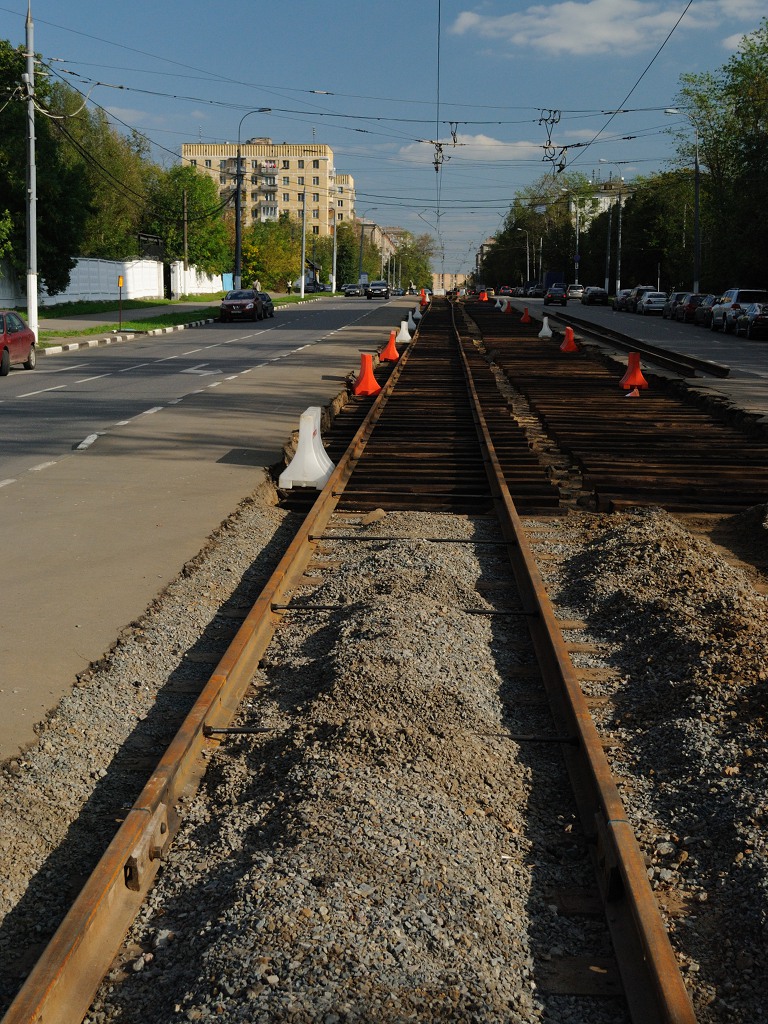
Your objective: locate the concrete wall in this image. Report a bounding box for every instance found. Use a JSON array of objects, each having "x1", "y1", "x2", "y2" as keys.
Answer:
[{"x1": 0, "y1": 258, "x2": 224, "y2": 307}]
